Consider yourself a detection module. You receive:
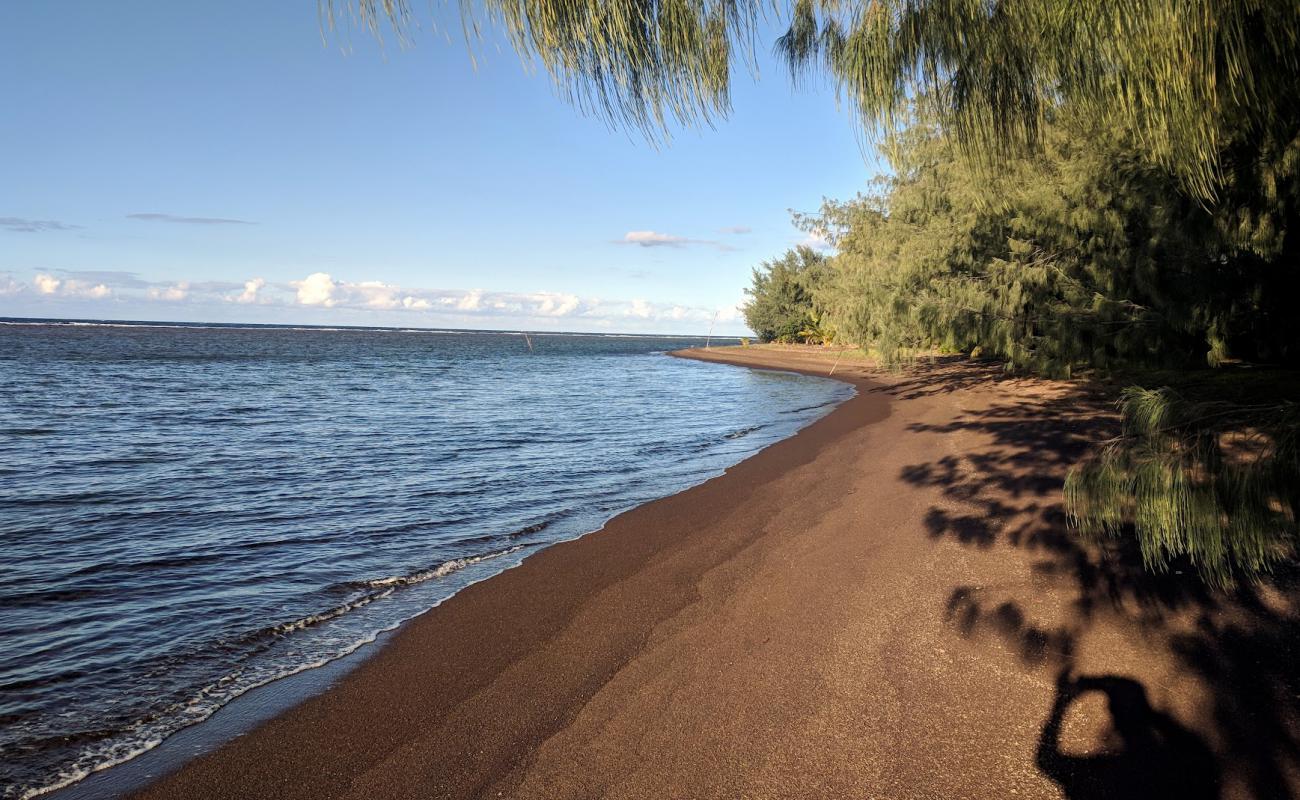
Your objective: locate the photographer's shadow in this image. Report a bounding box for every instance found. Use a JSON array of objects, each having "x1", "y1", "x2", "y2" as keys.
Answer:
[{"x1": 1036, "y1": 670, "x2": 1221, "y2": 800}]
